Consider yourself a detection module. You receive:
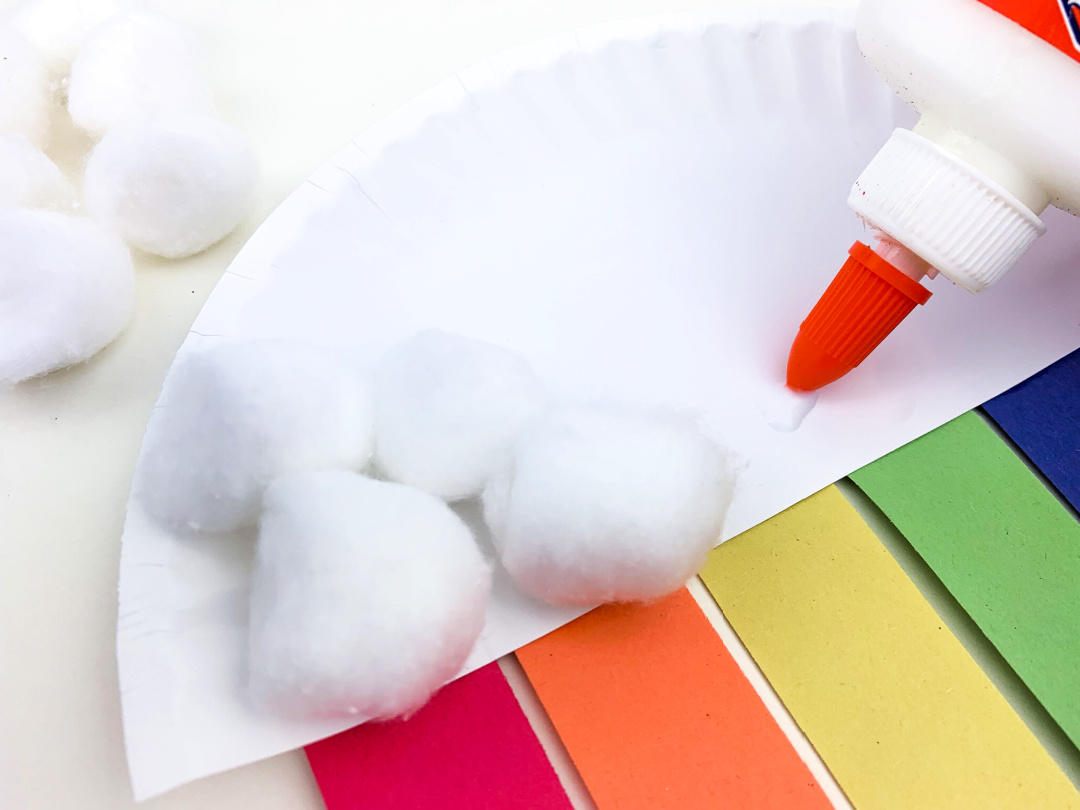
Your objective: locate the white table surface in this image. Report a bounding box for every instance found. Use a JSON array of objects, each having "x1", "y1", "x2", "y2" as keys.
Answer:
[{"x1": 0, "y1": 1, "x2": 854, "y2": 807}]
